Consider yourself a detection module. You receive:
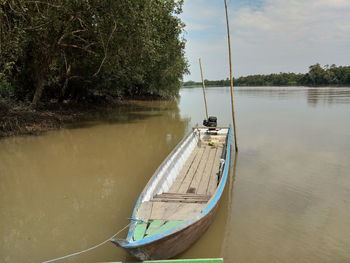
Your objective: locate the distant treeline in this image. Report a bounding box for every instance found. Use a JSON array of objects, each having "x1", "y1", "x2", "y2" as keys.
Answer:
[
  {"x1": 0, "y1": 0, "x2": 187, "y2": 108},
  {"x1": 183, "y1": 64, "x2": 350, "y2": 87}
]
